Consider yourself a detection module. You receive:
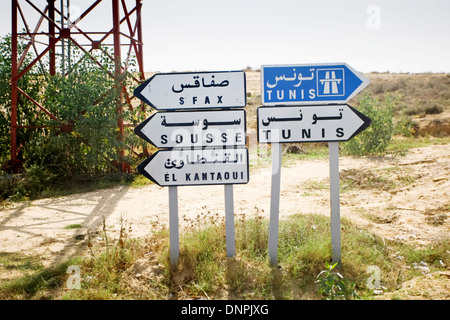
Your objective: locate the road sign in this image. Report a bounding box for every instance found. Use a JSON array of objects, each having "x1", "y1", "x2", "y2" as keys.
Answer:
[
  {"x1": 134, "y1": 70, "x2": 246, "y2": 110},
  {"x1": 257, "y1": 104, "x2": 371, "y2": 143},
  {"x1": 134, "y1": 109, "x2": 246, "y2": 149},
  {"x1": 137, "y1": 147, "x2": 249, "y2": 187},
  {"x1": 261, "y1": 63, "x2": 369, "y2": 106}
]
